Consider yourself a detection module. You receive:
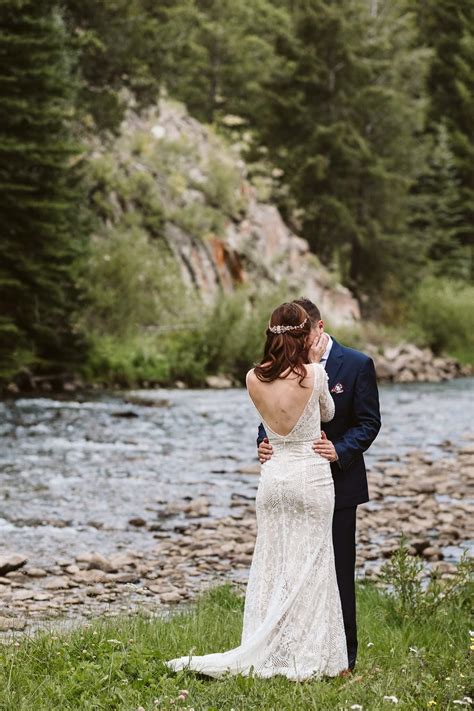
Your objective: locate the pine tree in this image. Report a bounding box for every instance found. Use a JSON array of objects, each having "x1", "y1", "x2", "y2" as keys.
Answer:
[
  {"x1": 414, "y1": 0, "x2": 474, "y2": 277},
  {"x1": 149, "y1": 0, "x2": 288, "y2": 124},
  {"x1": 0, "y1": 0, "x2": 86, "y2": 380},
  {"x1": 63, "y1": 0, "x2": 162, "y2": 131},
  {"x1": 254, "y1": 0, "x2": 429, "y2": 305},
  {"x1": 413, "y1": 123, "x2": 468, "y2": 280}
]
